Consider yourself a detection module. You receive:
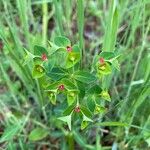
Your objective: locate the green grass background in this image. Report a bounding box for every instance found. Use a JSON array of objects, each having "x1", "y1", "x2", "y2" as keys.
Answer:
[{"x1": 0, "y1": 0, "x2": 150, "y2": 149}]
